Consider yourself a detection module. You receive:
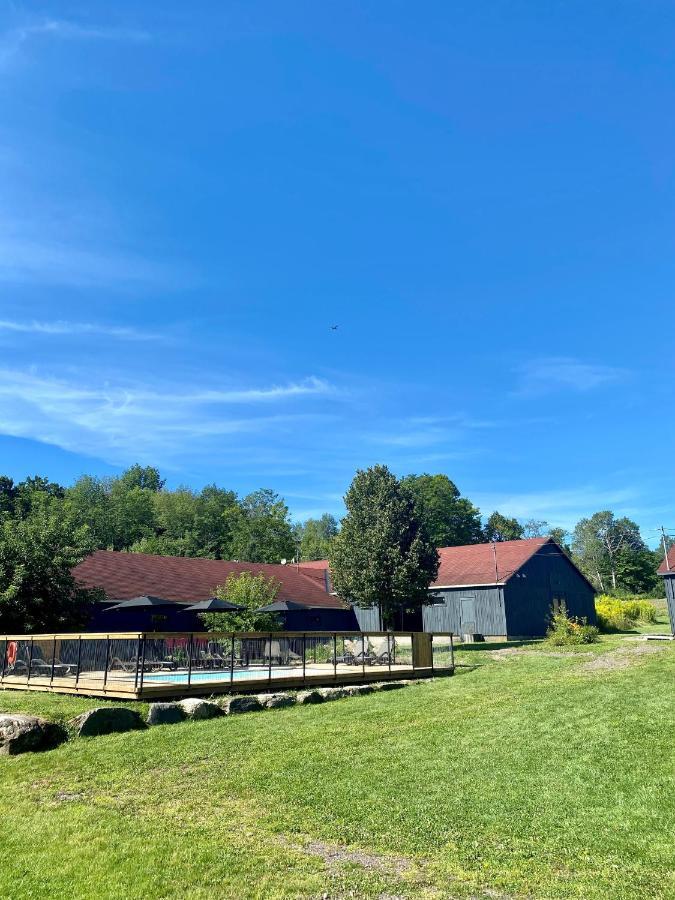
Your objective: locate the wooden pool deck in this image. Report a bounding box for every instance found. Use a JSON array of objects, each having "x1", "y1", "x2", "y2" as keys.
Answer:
[{"x1": 1, "y1": 631, "x2": 454, "y2": 700}]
